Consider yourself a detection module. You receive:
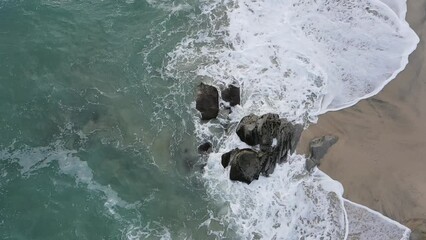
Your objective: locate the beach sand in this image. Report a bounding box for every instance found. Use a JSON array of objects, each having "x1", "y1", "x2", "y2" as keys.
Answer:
[{"x1": 298, "y1": 0, "x2": 426, "y2": 229}]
